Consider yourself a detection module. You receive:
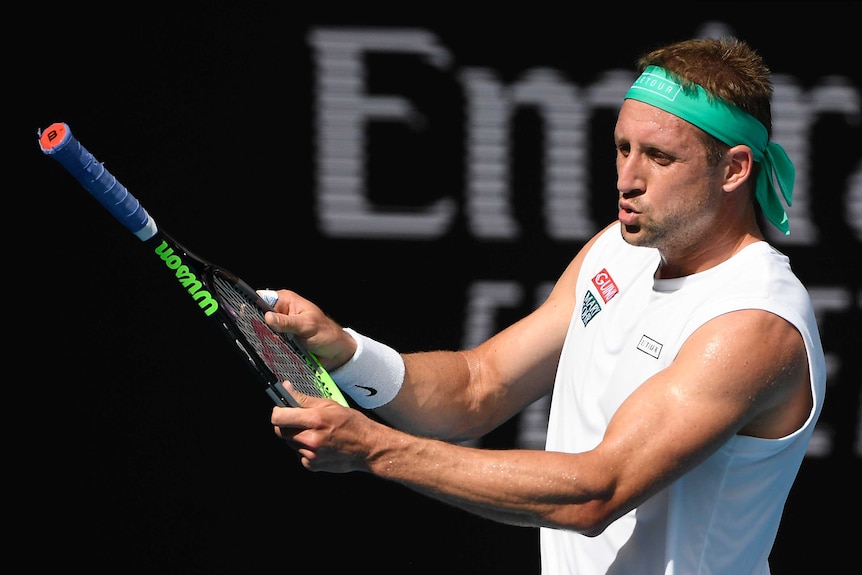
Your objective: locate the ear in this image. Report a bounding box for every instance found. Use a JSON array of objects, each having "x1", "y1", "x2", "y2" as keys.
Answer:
[{"x1": 723, "y1": 145, "x2": 754, "y2": 192}]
